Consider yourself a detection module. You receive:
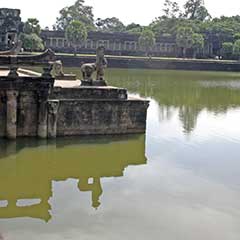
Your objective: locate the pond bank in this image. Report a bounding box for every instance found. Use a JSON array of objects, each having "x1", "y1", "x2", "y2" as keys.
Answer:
[{"x1": 58, "y1": 54, "x2": 240, "y2": 72}]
